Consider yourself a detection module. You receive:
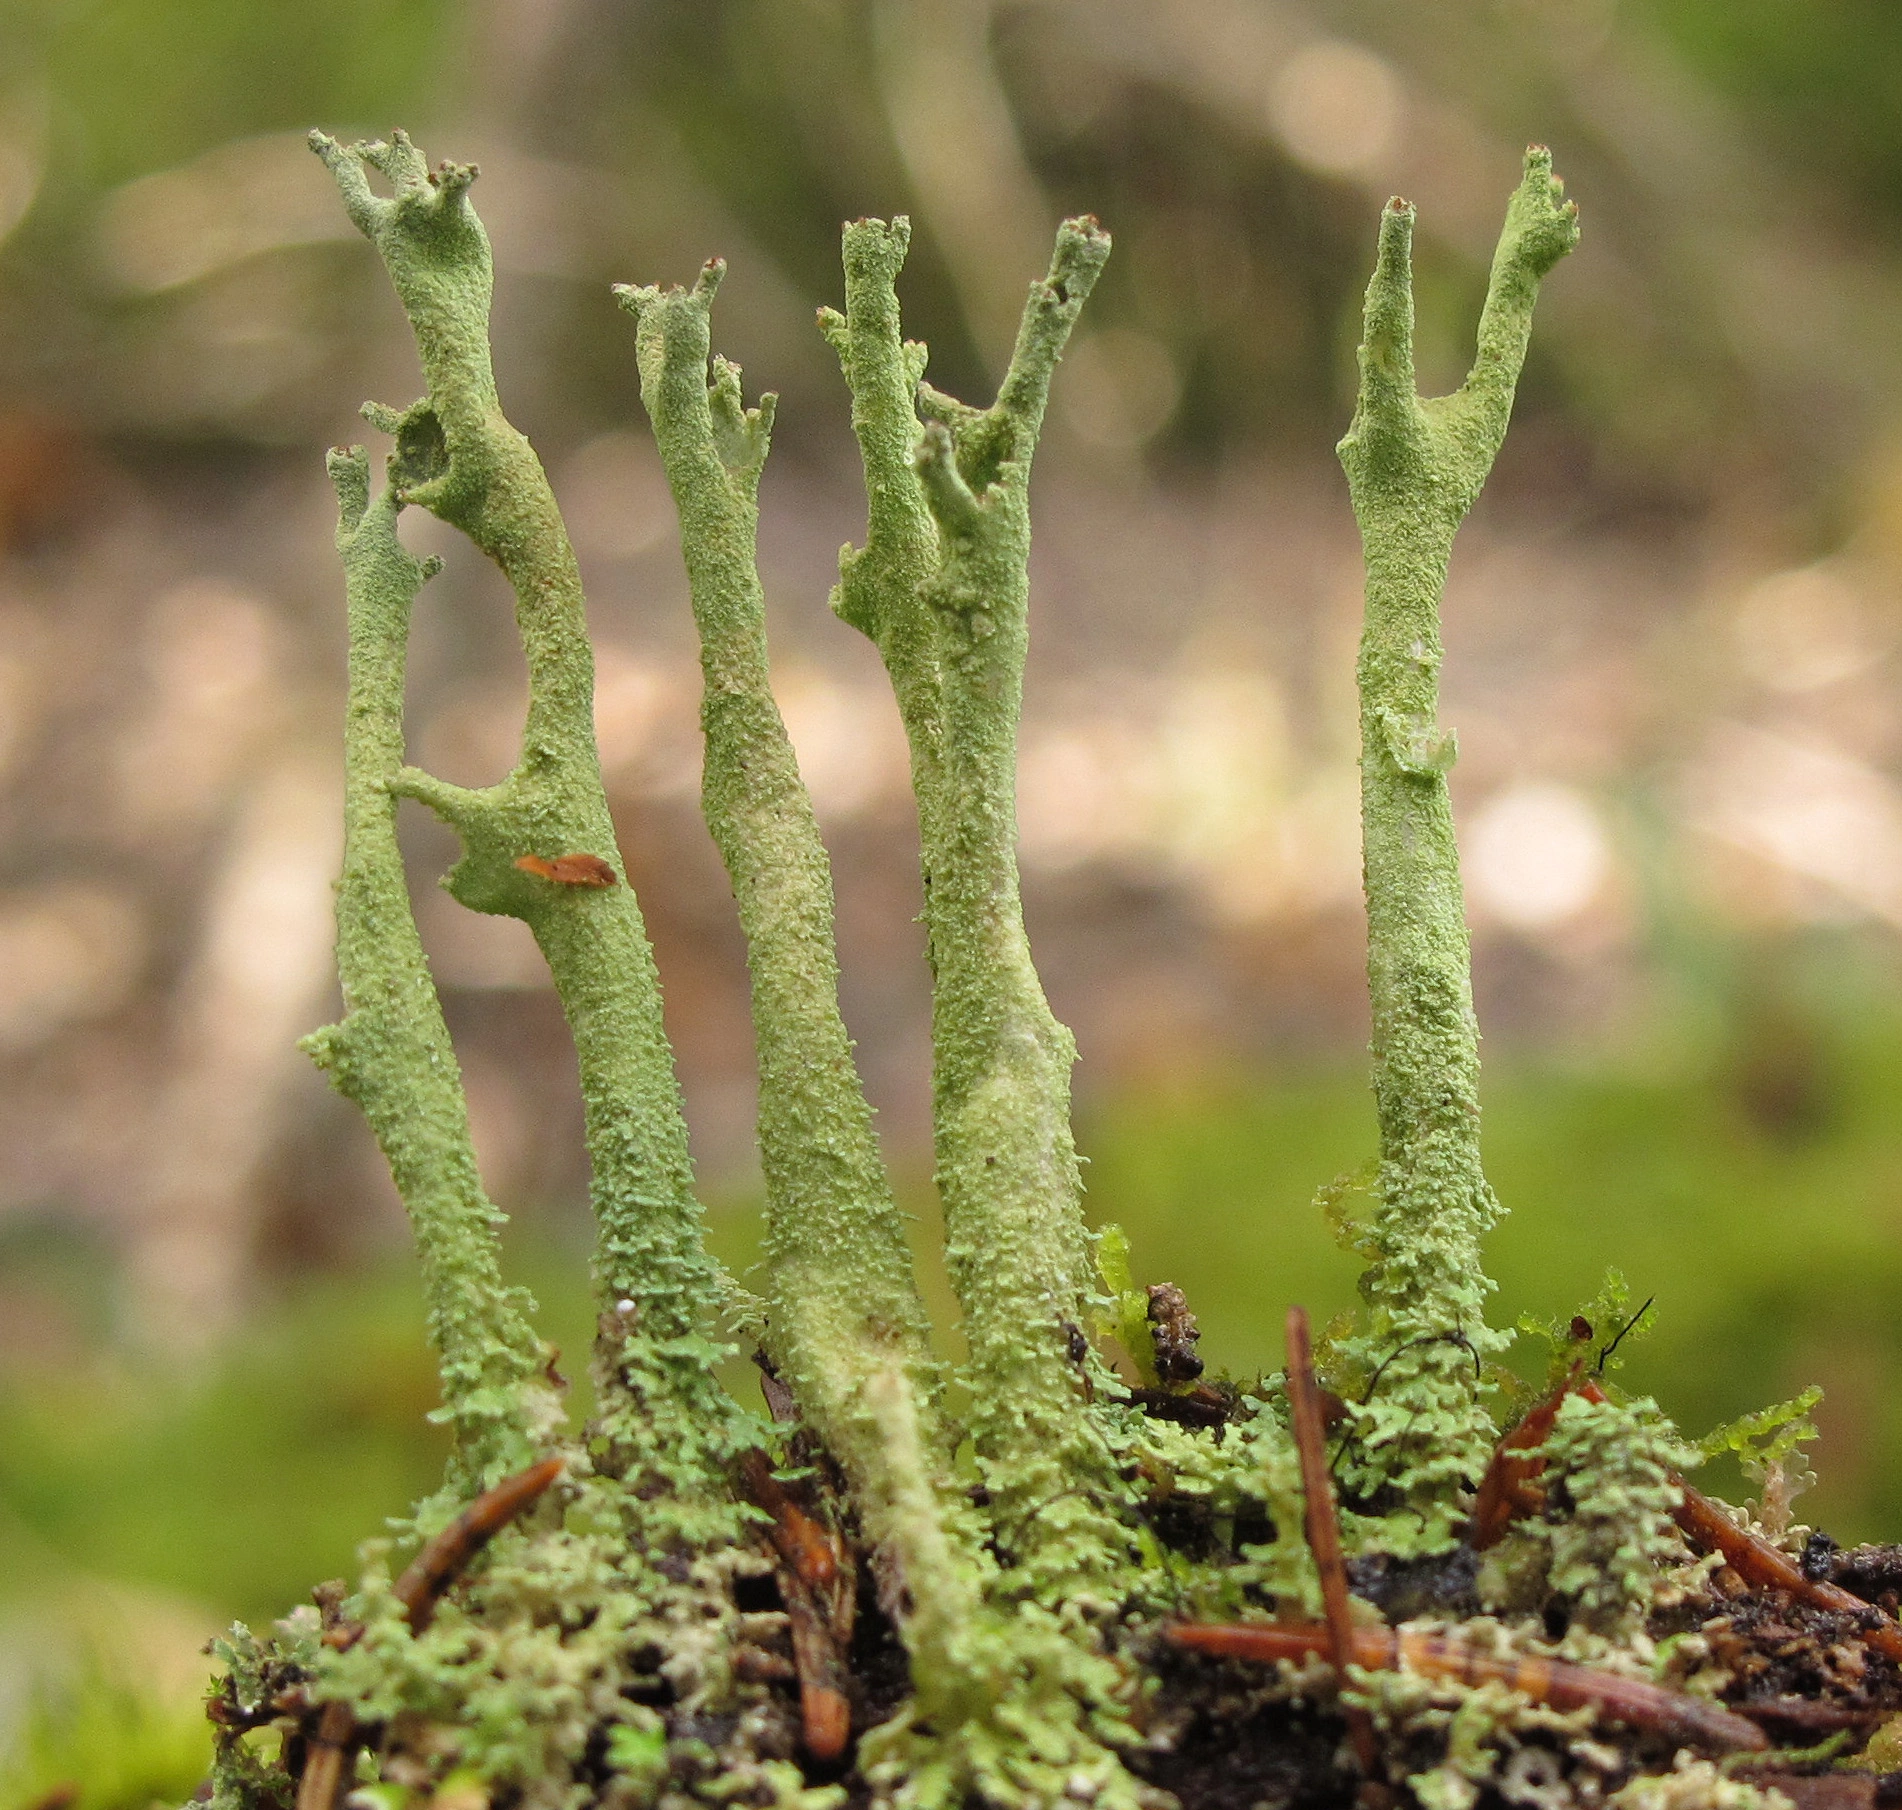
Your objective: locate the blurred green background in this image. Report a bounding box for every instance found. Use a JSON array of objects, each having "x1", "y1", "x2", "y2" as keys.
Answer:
[{"x1": 8, "y1": 0, "x2": 1902, "y2": 1801}]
